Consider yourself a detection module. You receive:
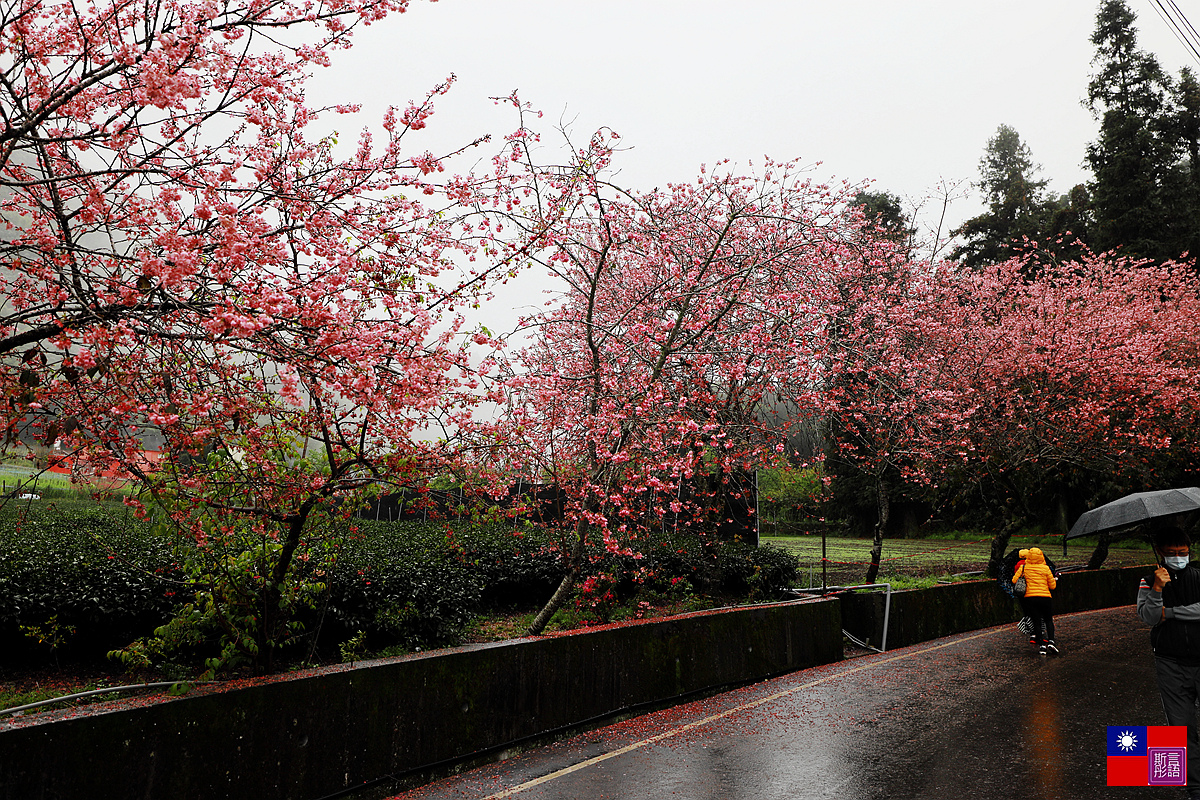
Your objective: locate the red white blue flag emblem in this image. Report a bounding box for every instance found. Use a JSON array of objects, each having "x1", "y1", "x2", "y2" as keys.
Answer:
[{"x1": 1107, "y1": 726, "x2": 1187, "y2": 786}]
